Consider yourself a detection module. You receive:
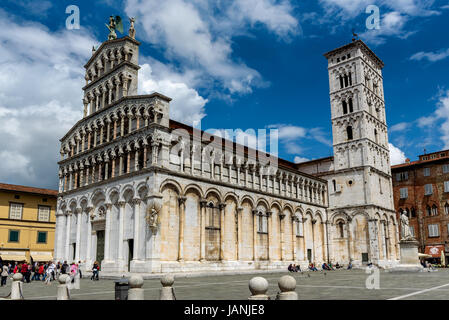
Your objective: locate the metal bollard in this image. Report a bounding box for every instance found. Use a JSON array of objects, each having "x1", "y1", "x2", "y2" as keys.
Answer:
[
  {"x1": 57, "y1": 274, "x2": 70, "y2": 300},
  {"x1": 11, "y1": 273, "x2": 24, "y2": 300},
  {"x1": 248, "y1": 277, "x2": 269, "y2": 300},
  {"x1": 159, "y1": 275, "x2": 176, "y2": 300},
  {"x1": 128, "y1": 274, "x2": 144, "y2": 300},
  {"x1": 275, "y1": 275, "x2": 298, "y2": 300}
]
